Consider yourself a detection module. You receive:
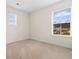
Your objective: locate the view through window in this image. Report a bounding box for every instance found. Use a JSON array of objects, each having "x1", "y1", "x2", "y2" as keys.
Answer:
[{"x1": 52, "y1": 7, "x2": 71, "y2": 35}]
